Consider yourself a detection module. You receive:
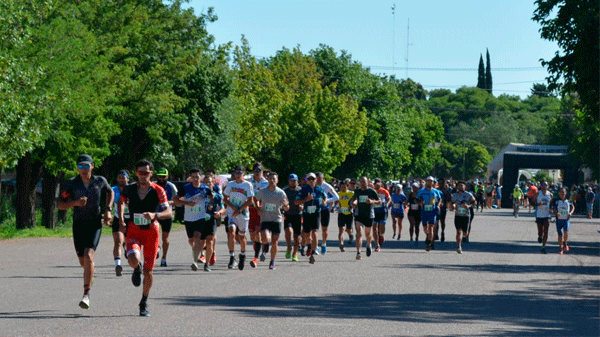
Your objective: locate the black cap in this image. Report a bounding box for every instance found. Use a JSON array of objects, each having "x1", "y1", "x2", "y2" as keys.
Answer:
[
  {"x1": 232, "y1": 165, "x2": 245, "y2": 173},
  {"x1": 252, "y1": 162, "x2": 263, "y2": 172},
  {"x1": 77, "y1": 154, "x2": 93, "y2": 165}
]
